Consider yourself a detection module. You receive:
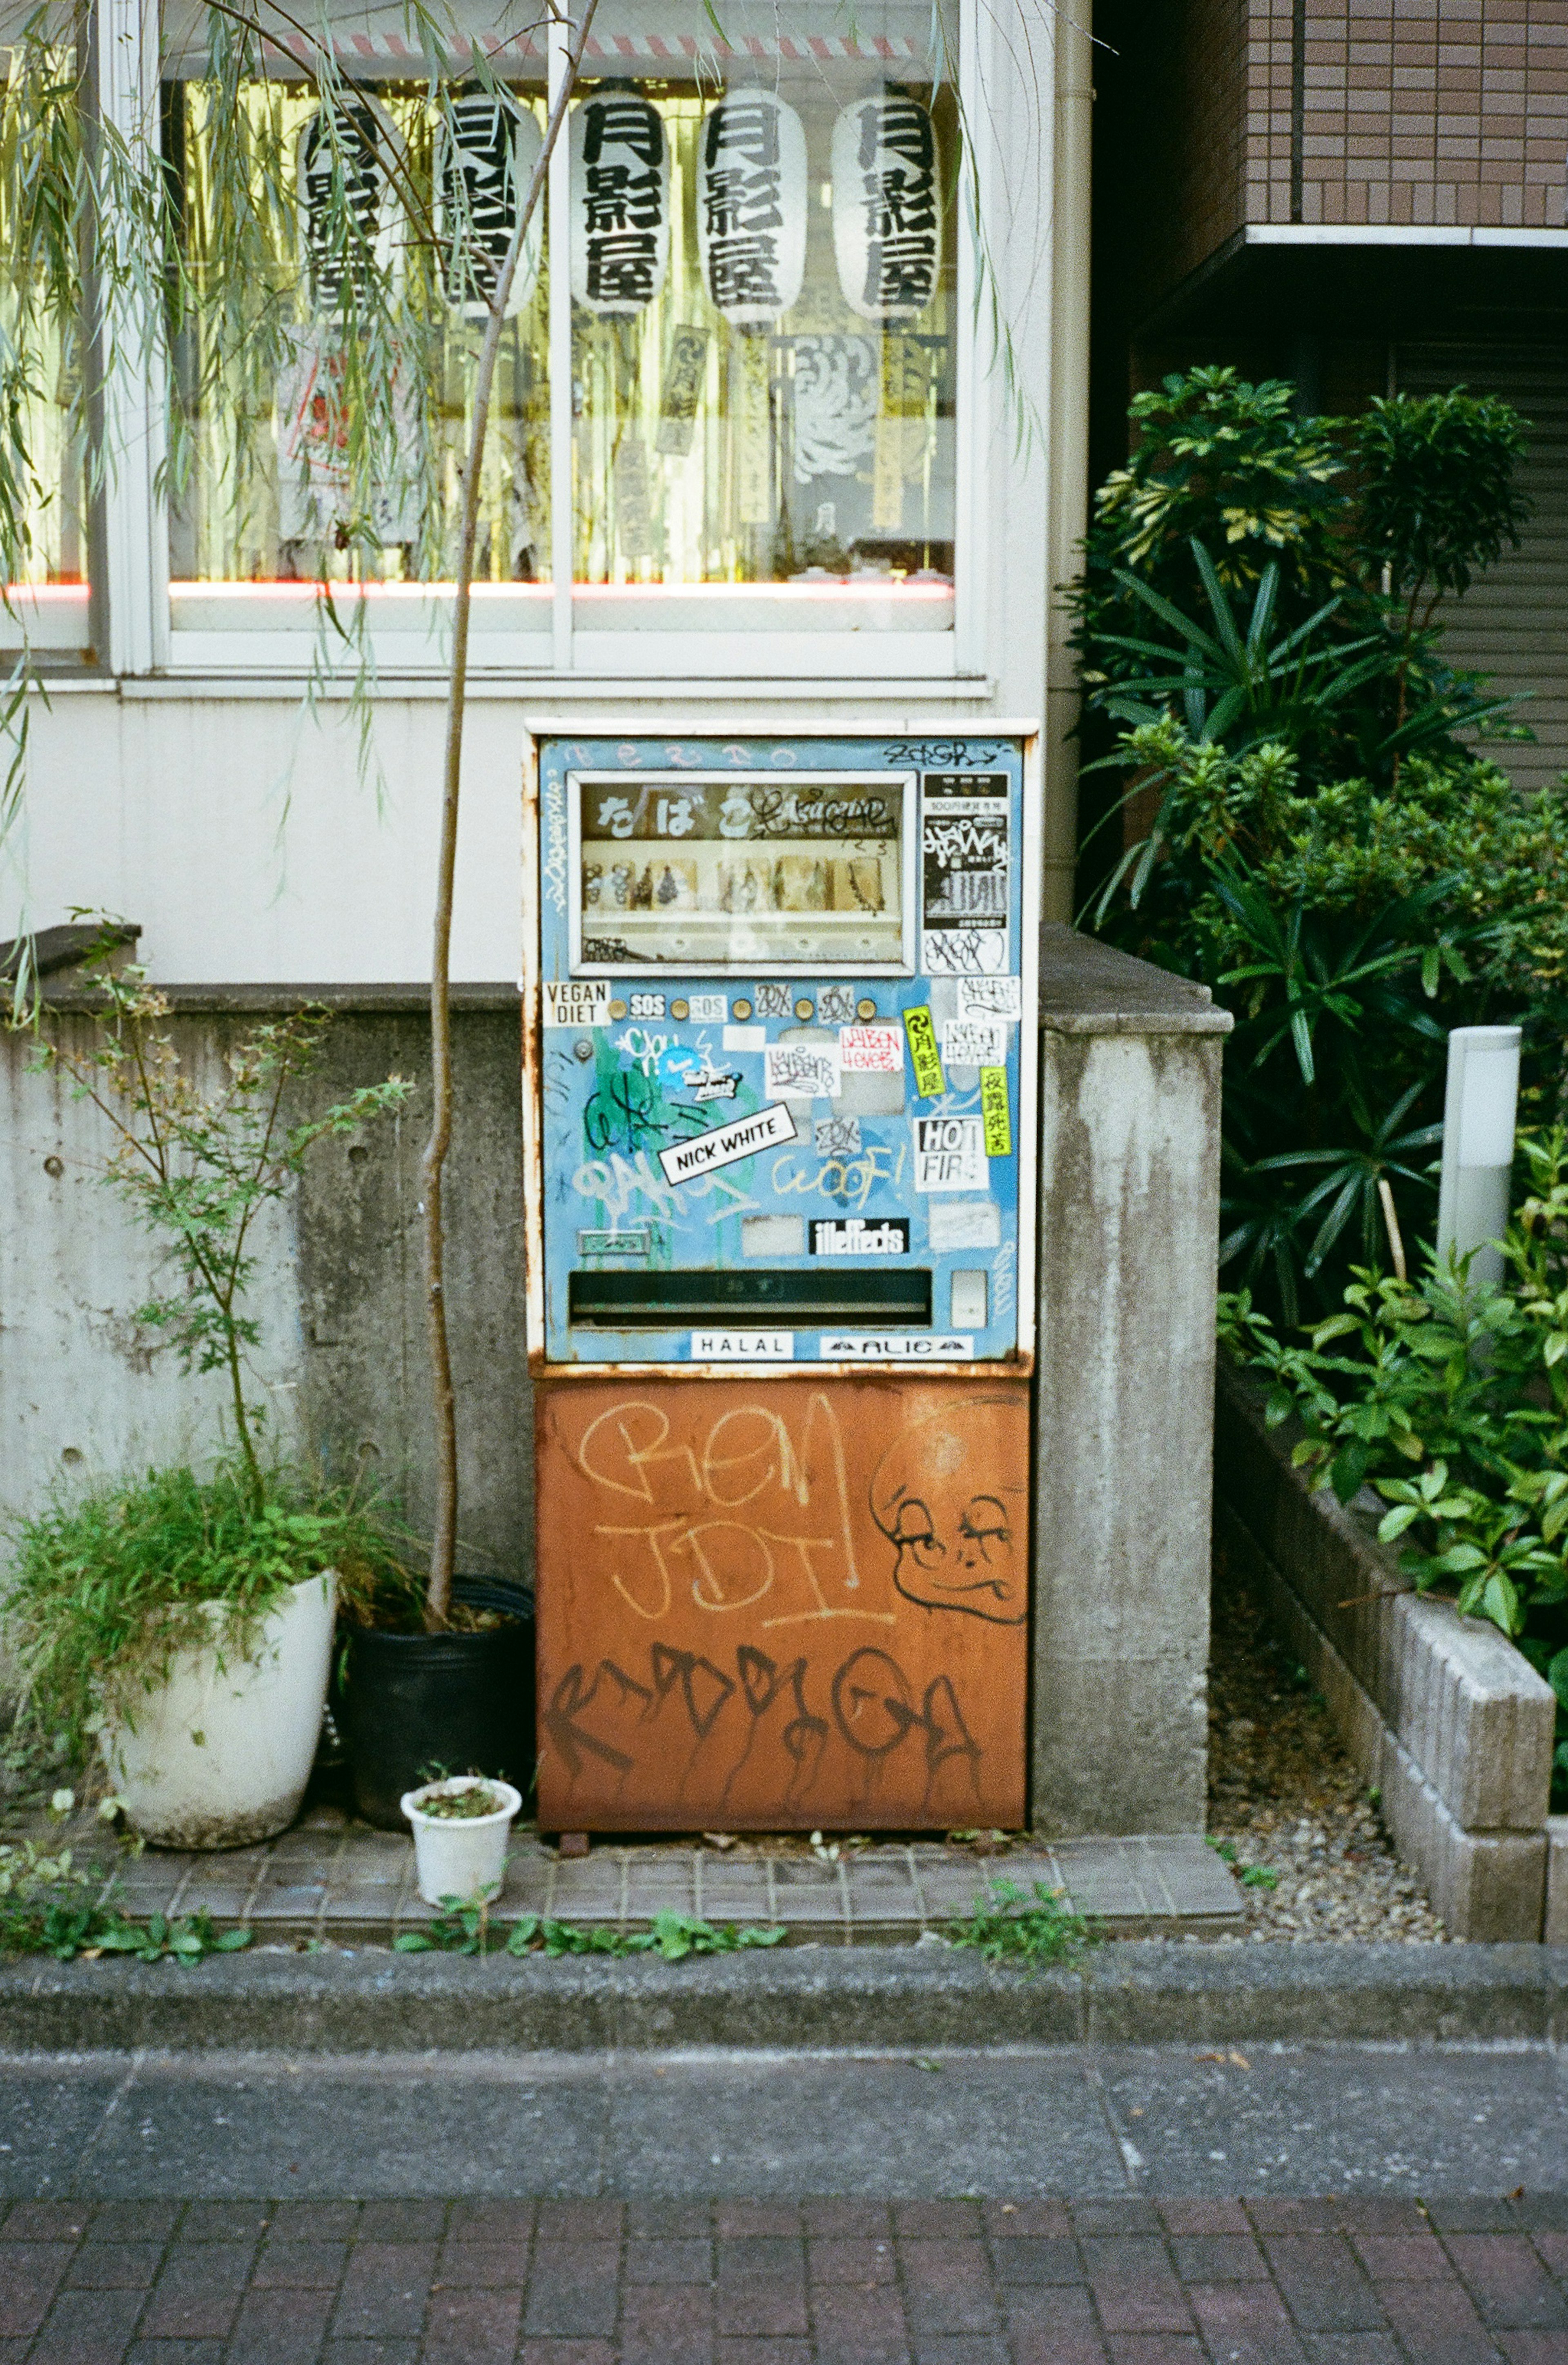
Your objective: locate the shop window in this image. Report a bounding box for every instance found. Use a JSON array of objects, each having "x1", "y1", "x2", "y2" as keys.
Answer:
[
  {"x1": 161, "y1": 0, "x2": 551, "y2": 653},
  {"x1": 0, "y1": 12, "x2": 93, "y2": 656},
  {"x1": 157, "y1": 0, "x2": 960, "y2": 669}
]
